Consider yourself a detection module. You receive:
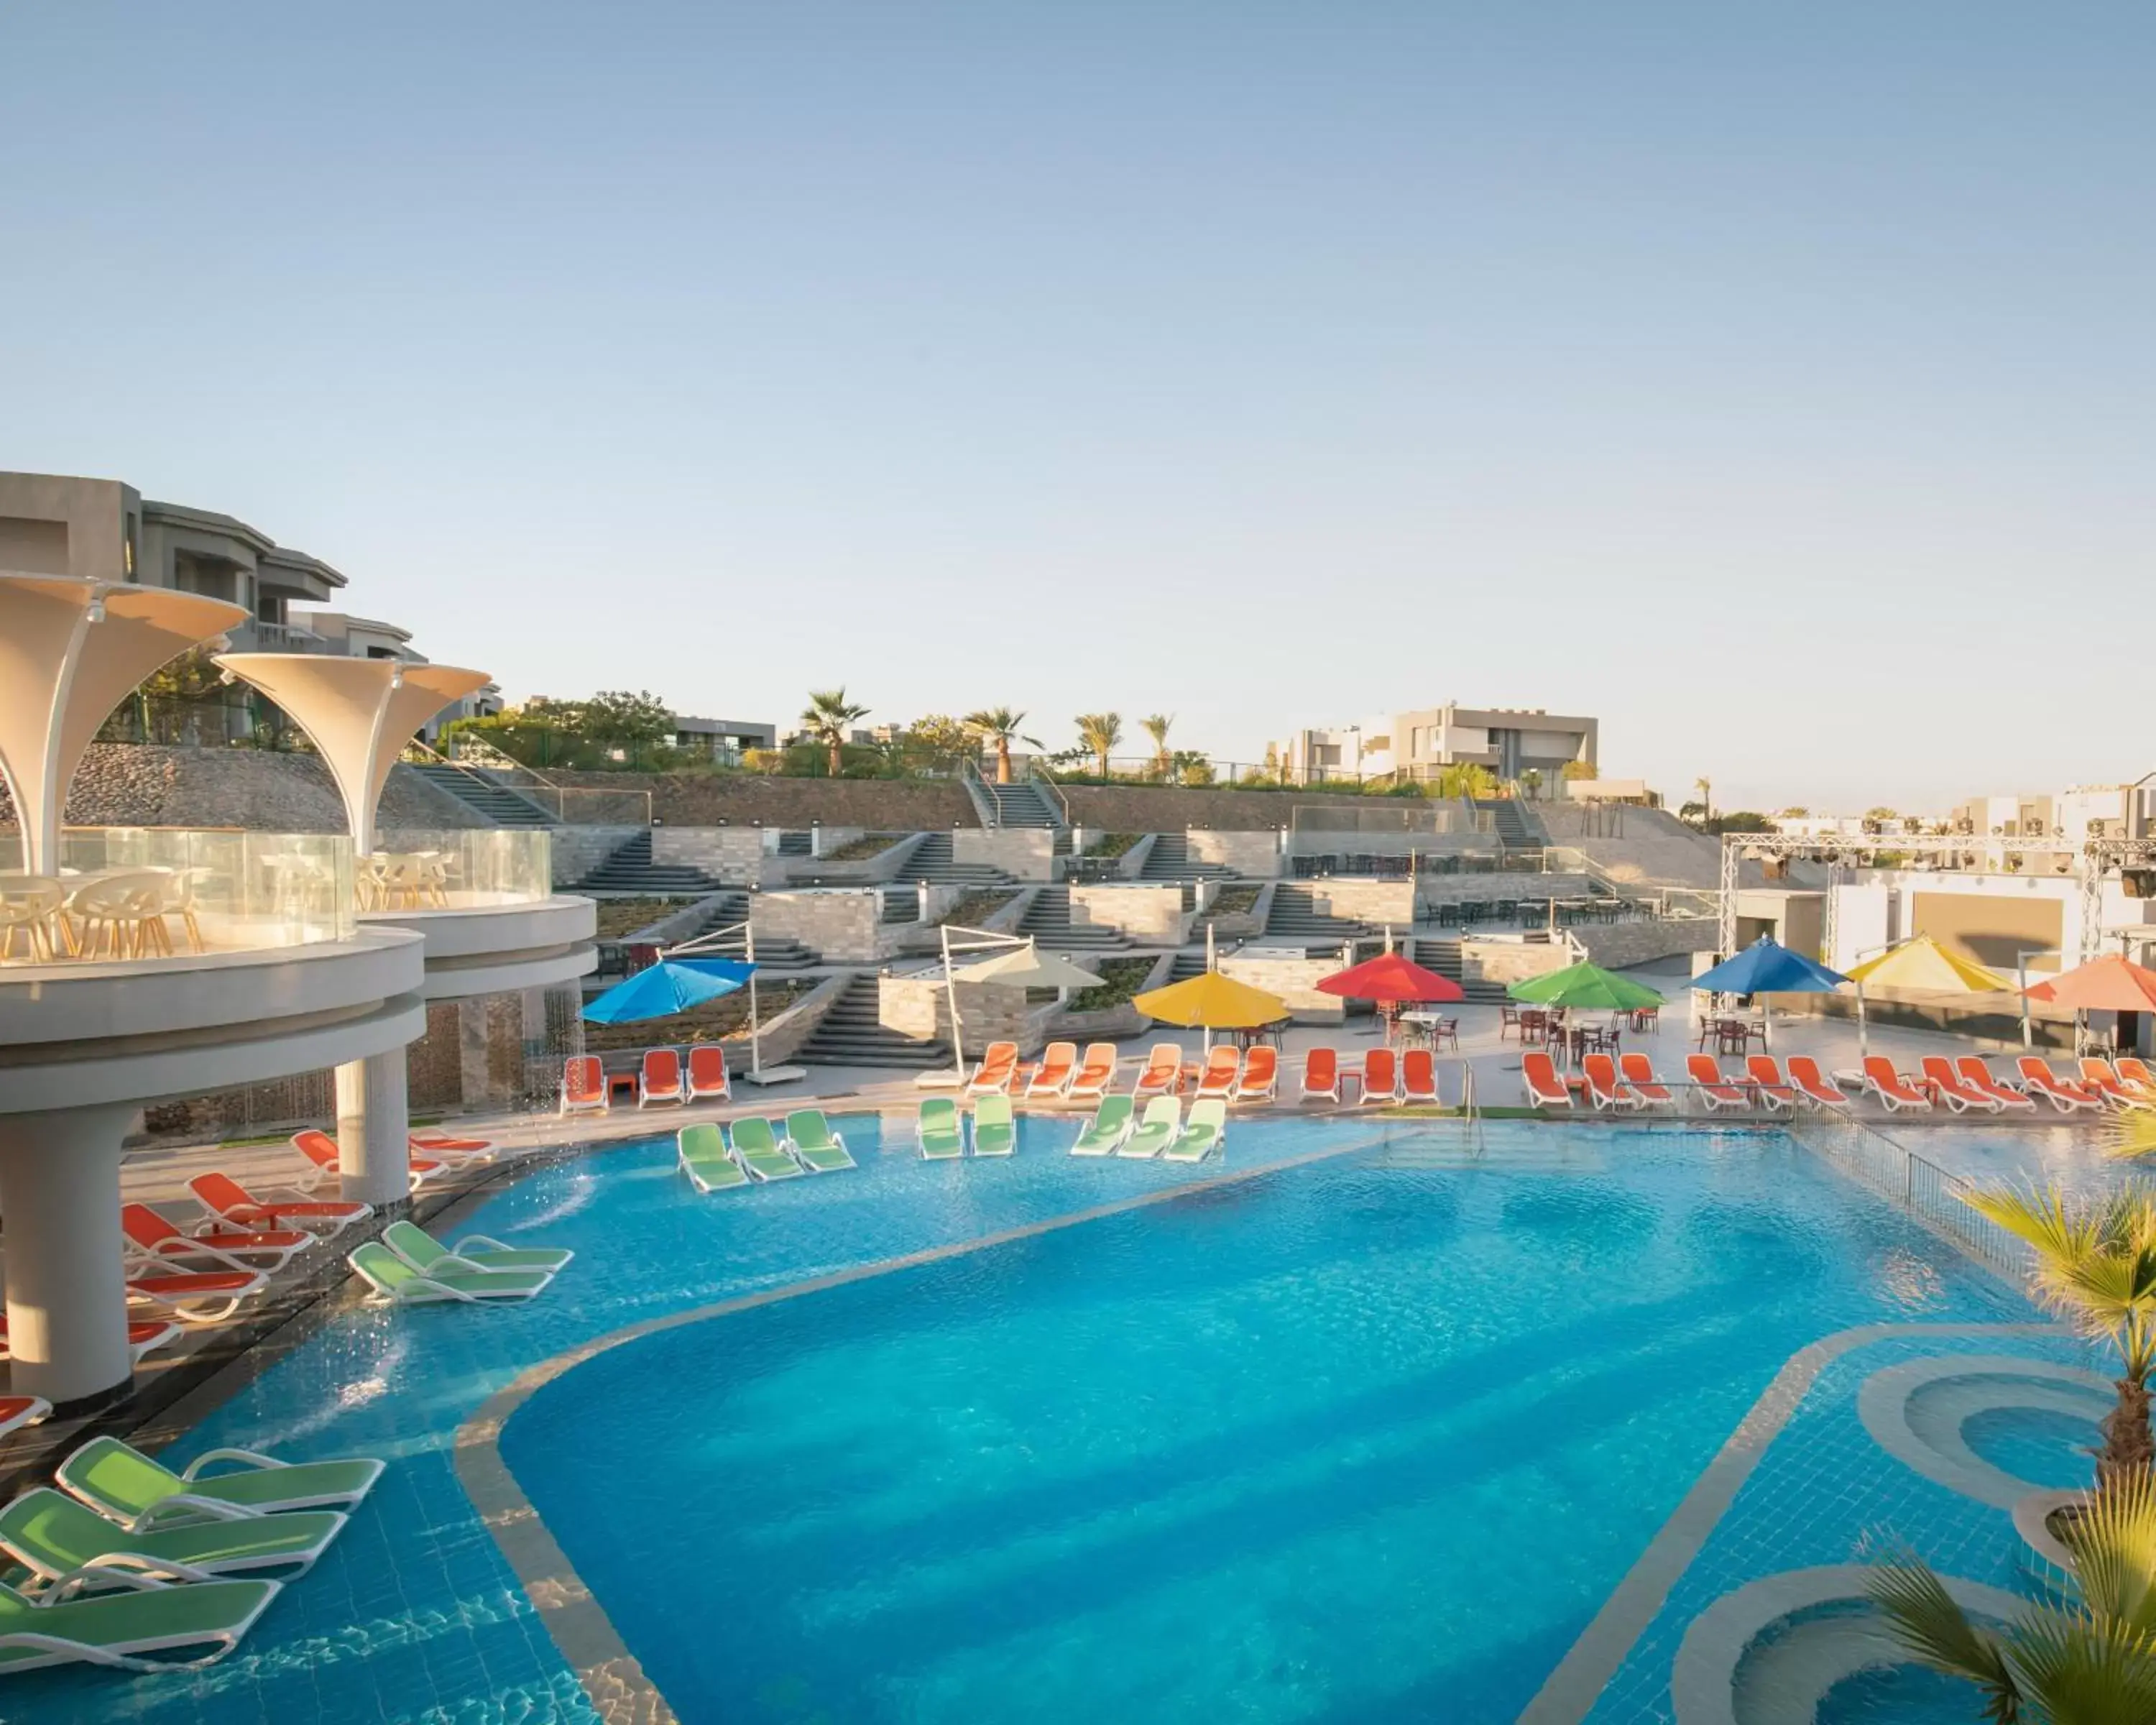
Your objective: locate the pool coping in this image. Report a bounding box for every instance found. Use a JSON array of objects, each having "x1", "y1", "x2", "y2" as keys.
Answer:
[{"x1": 452, "y1": 1131, "x2": 1393, "y2": 1725}]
